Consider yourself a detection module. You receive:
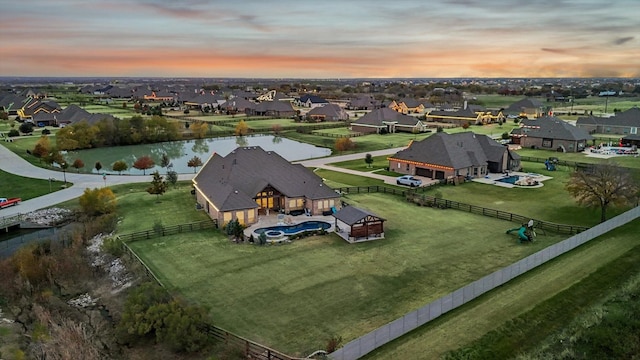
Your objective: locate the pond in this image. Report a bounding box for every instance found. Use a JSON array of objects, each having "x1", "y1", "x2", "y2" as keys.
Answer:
[{"x1": 63, "y1": 135, "x2": 331, "y2": 175}]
